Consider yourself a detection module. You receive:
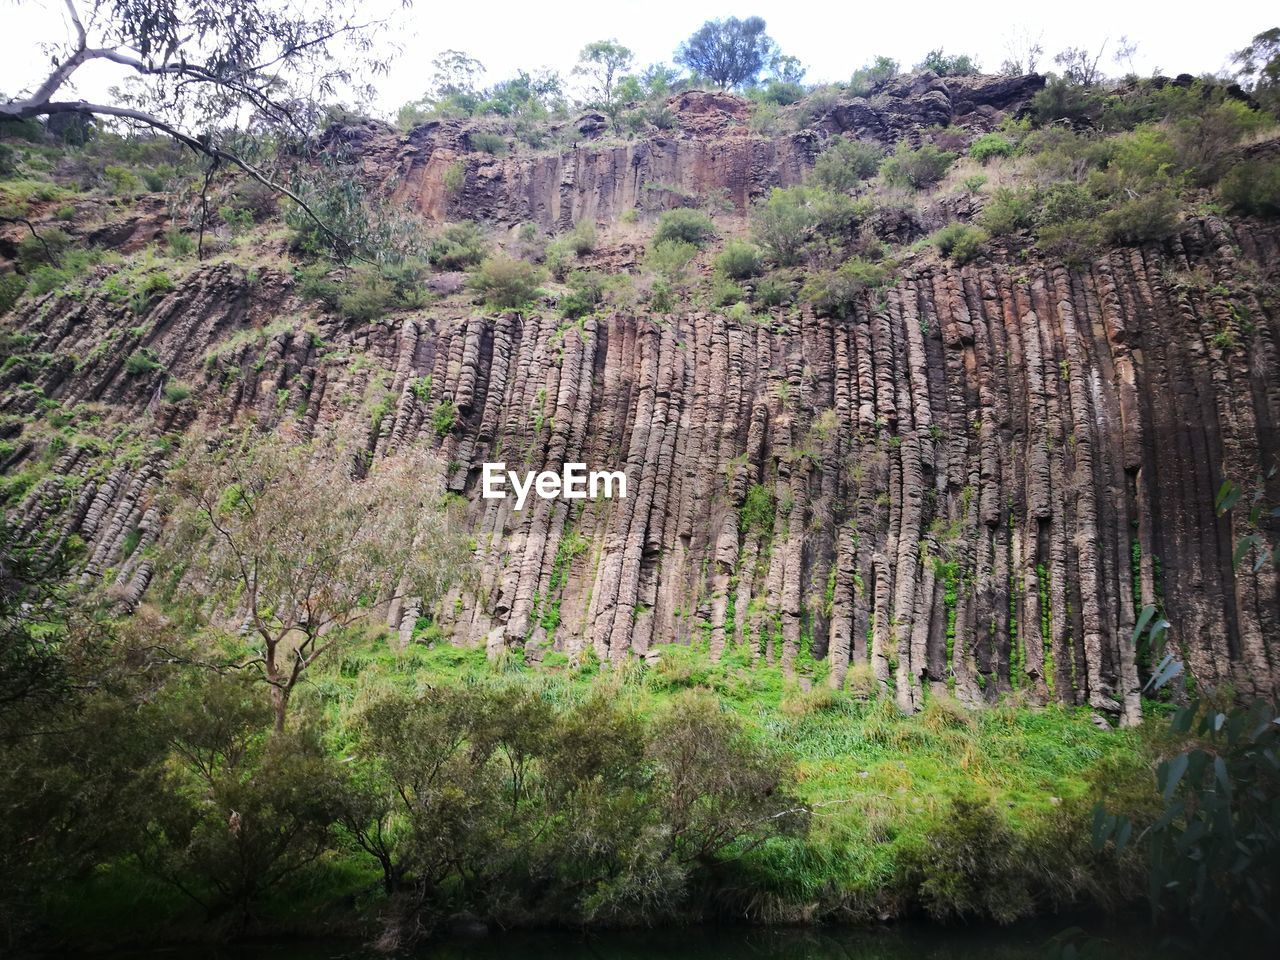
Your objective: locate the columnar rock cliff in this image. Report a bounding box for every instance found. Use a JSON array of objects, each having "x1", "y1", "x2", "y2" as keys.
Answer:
[{"x1": 3, "y1": 75, "x2": 1278, "y2": 725}]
